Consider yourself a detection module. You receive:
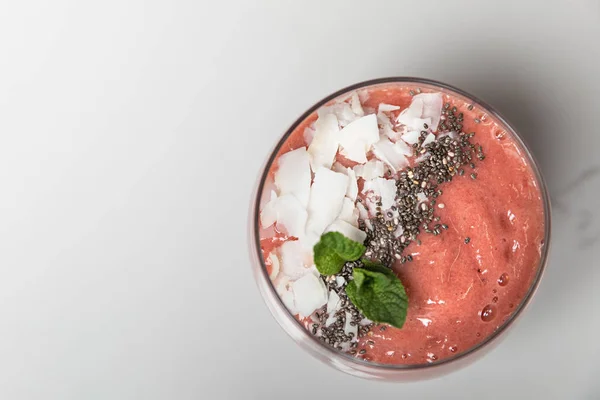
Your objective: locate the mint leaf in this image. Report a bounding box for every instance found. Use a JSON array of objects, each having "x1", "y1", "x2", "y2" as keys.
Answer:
[
  {"x1": 360, "y1": 258, "x2": 386, "y2": 269},
  {"x1": 313, "y1": 232, "x2": 366, "y2": 275},
  {"x1": 345, "y1": 263, "x2": 408, "y2": 328},
  {"x1": 353, "y1": 267, "x2": 367, "y2": 289},
  {"x1": 359, "y1": 261, "x2": 398, "y2": 279}
]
